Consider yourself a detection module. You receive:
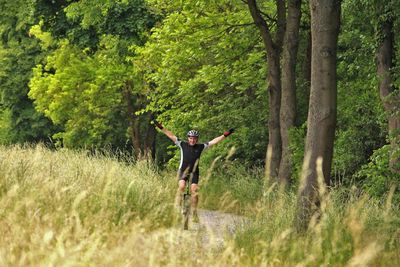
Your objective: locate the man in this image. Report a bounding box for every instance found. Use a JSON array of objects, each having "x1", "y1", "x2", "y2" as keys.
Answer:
[{"x1": 151, "y1": 116, "x2": 234, "y2": 222}]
